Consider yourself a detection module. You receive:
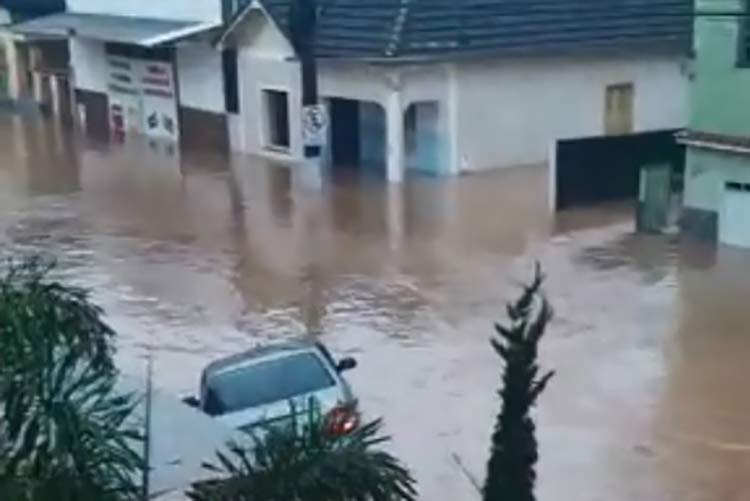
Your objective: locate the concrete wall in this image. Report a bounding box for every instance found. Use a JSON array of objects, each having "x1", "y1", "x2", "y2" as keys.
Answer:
[
  {"x1": 237, "y1": 55, "x2": 301, "y2": 157},
  {"x1": 682, "y1": 0, "x2": 750, "y2": 241},
  {"x1": 691, "y1": 0, "x2": 750, "y2": 137},
  {"x1": 685, "y1": 148, "x2": 750, "y2": 212},
  {"x1": 69, "y1": 38, "x2": 107, "y2": 93},
  {"x1": 232, "y1": 8, "x2": 299, "y2": 158},
  {"x1": 176, "y1": 44, "x2": 224, "y2": 113},
  {"x1": 66, "y1": 0, "x2": 221, "y2": 22},
  {"x1": 71, "y1": 37, "x2": 223, "y2": 115},
  {"x1": 454, "y1": 53, "x2": 688, "y2": 171},
  {"x1": 231, "y1": 6, "x2": 686, "y2": 180}
]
